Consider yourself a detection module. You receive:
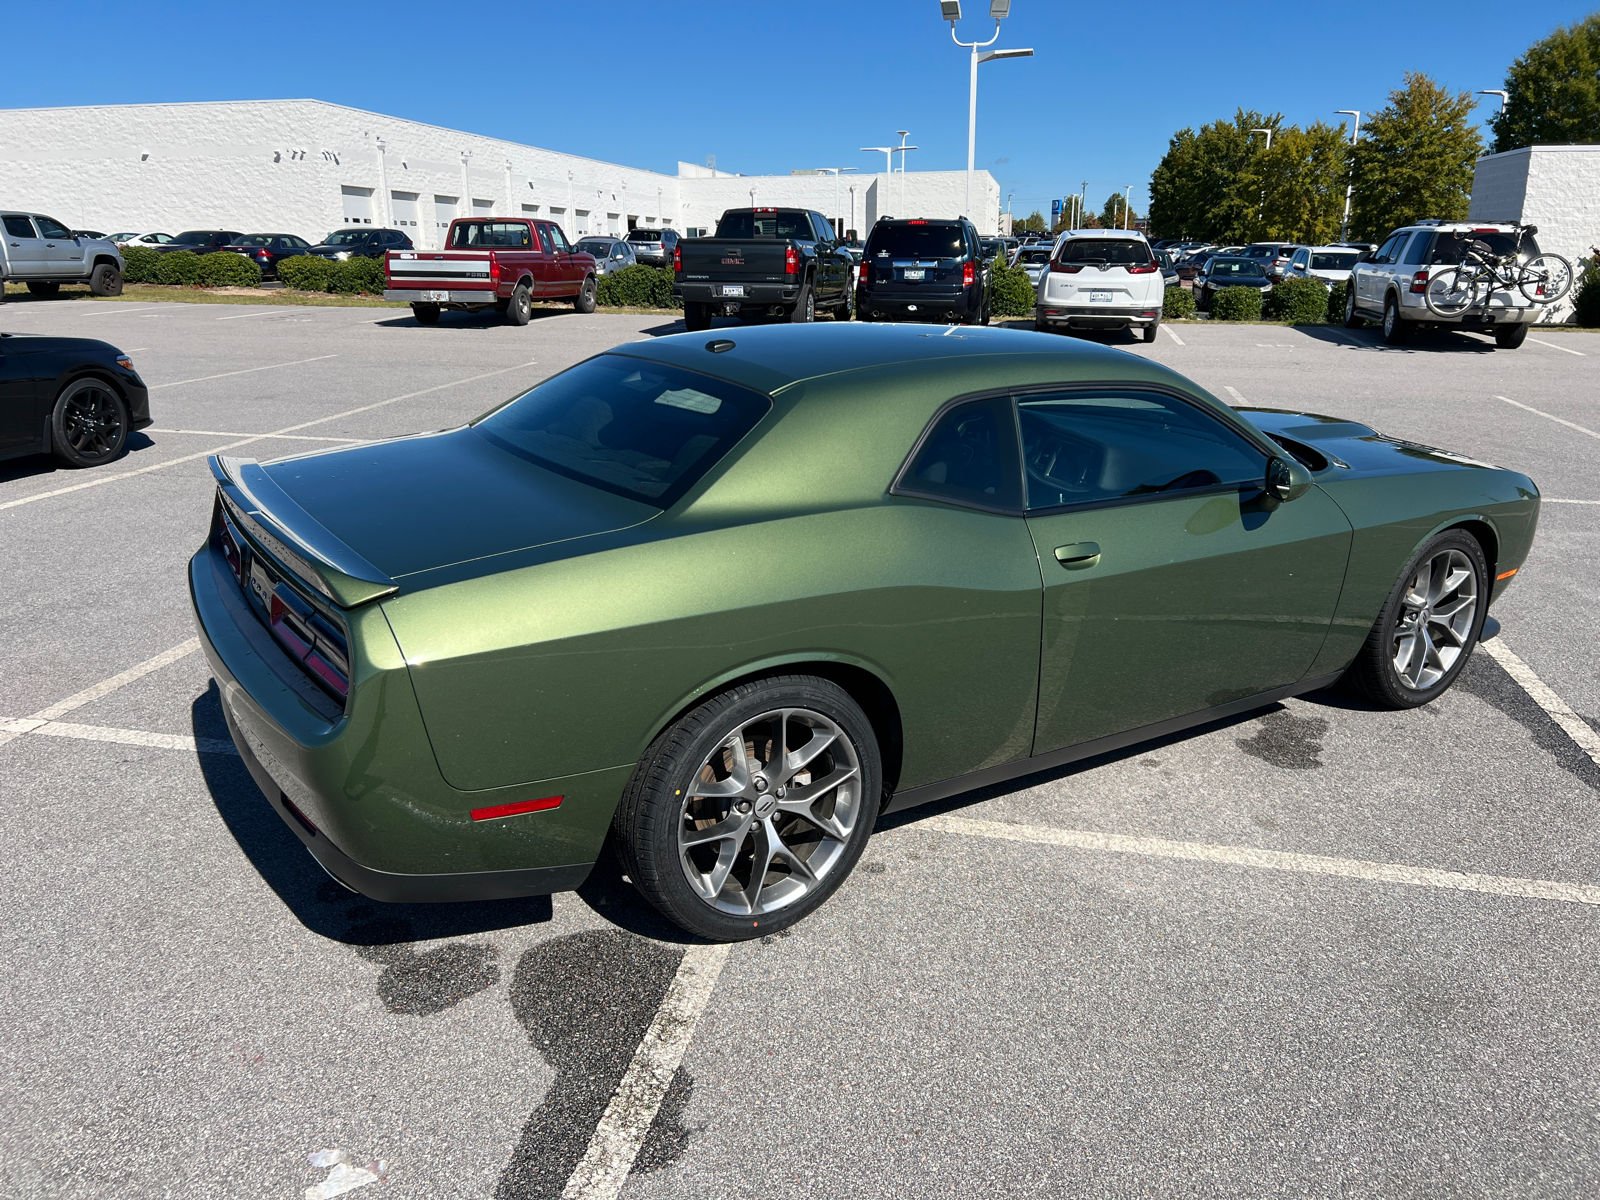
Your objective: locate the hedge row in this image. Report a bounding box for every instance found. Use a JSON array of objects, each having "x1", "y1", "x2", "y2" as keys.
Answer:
[
  {"x1": 1261, "y1": 276, "x2": 1328, "y2": 324},
  {"x1": 120, "y1": 245, "x2": 383, "y2": 294},
  {"x1": 1326, "y1": 280, "x2": 1349, "y2": 323},
  {"x1": 277, "y1": 254, "x2": 386, "y2": 295},
  {"x1": 597, "y1": 264, "x2": 678, "y2": 309},
  {"x1": 1163, "y1": 286, "x2": 1196, "y2": 319},
  {"x1": 989, "y1": 260, "x2": 1037, "y2": 317},
  {"x1": 1209, "y1": 287, "x2": 1263, "y2": 322}
]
